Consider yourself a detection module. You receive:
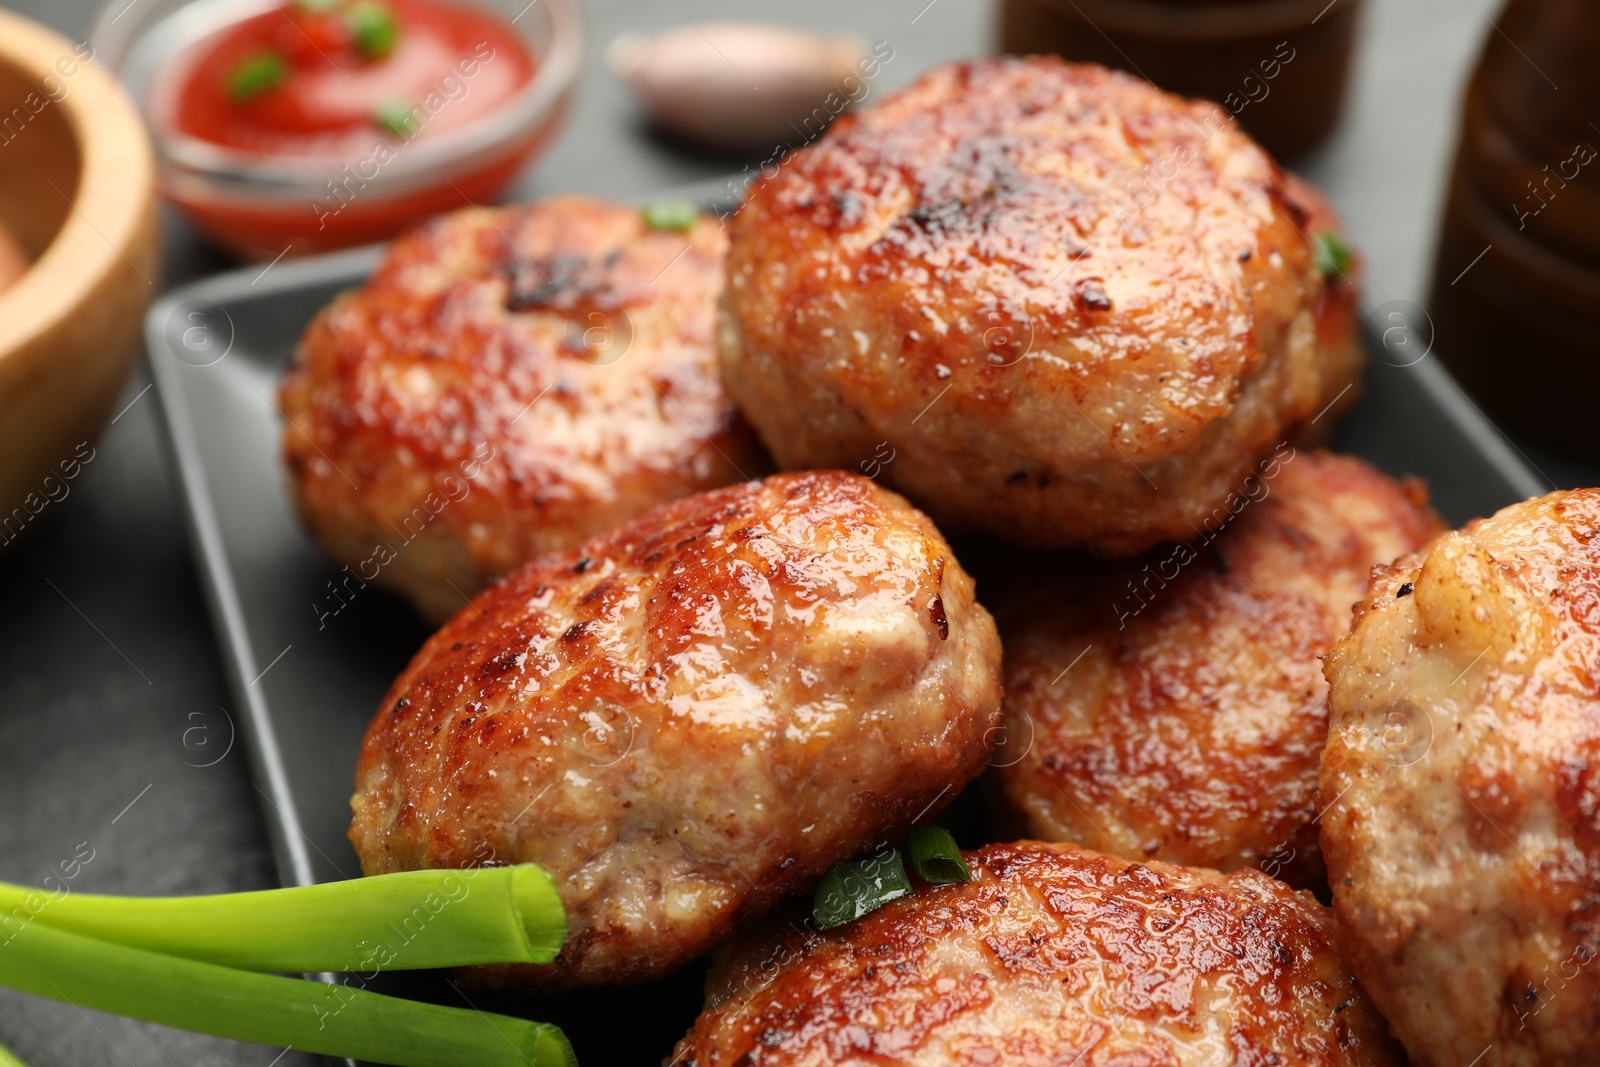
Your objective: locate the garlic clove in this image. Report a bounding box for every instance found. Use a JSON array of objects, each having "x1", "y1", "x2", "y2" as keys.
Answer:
[{"x1": 608, "y1": 22, "x2": 869, "y2": 154}]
